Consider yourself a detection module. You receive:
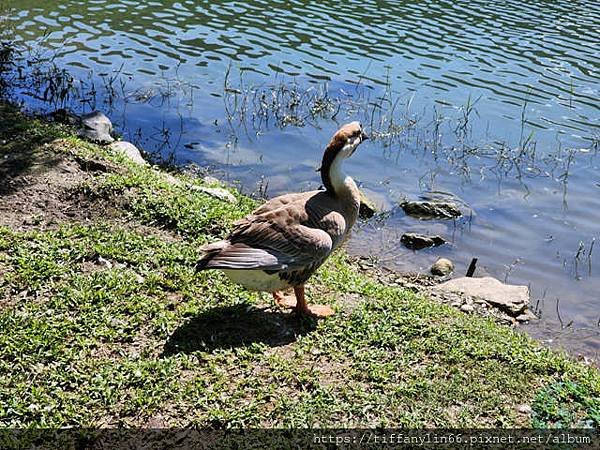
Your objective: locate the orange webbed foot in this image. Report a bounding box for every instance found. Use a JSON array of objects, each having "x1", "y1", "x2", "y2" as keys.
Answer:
[
  {"x1": 273, "y1": 291, "x2": 297, "y2": 309},
  {"x1": 285, "y1": 285, "x2": 336, "y2": 319},
  {"x1": 297, "y1": 303, "x2": 335, "y2": 318}
]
